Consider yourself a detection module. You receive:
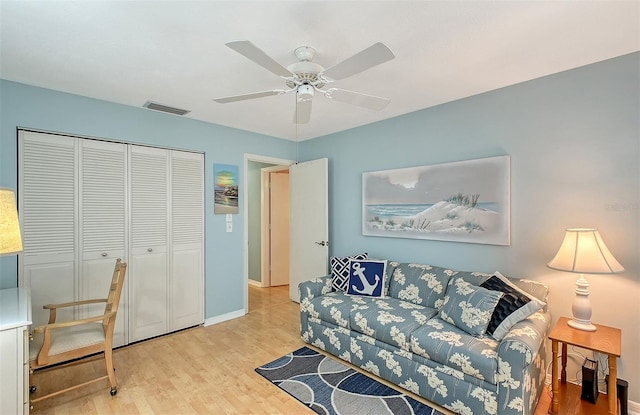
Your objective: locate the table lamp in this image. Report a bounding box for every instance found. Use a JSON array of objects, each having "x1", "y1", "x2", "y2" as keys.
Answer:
[
  {"x1": 0, "y1": 188, "x2": 23, "y2": 256},
  {"x1": 547, "y1": 228, "x2": 624, "y2": 331}
]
